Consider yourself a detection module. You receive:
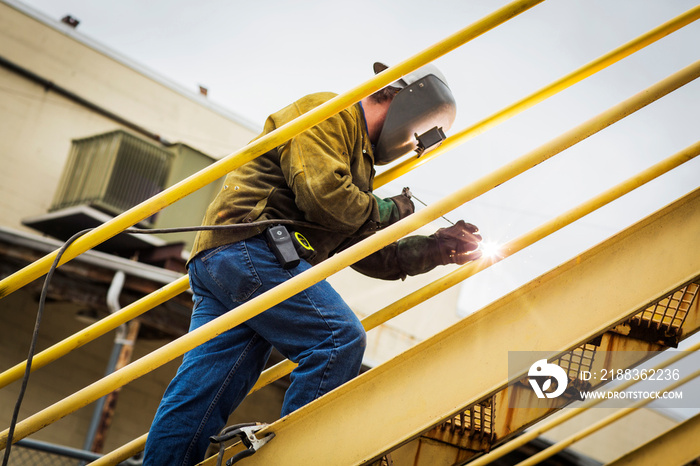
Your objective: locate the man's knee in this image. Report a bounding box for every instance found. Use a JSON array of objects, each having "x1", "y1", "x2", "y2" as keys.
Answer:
[{"x1": 340, "y1": 320, "x2": 367, "y2": 356}]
